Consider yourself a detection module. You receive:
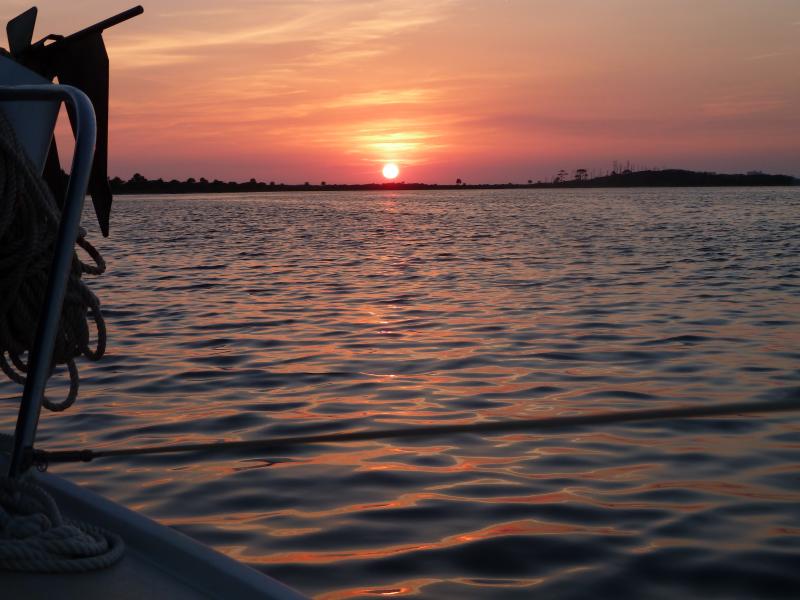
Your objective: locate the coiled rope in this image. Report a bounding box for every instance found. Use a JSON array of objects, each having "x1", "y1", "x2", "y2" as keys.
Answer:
[
  {"x1": 0, "y1": 107, "x2": 106, "y2": 411},
  {"x1": 0, "y1": 111, "x2": 121, "y2": 572},
  {"x1": 0, "y1": 474, "x2": 124, "y2": 572}
]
